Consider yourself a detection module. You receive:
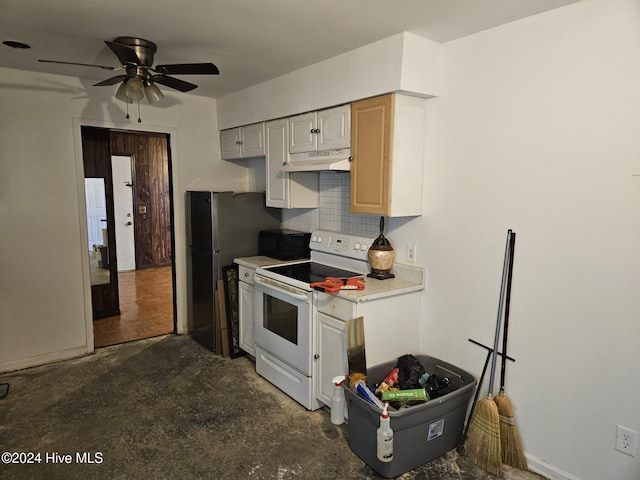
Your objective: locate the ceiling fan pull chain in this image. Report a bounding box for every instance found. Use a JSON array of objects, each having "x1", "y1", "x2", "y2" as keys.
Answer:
[
  {"x1": 125, "y1": 101, "x2": 130, "y2": 120},
  {"x1": 137, "y1": 100, "x2": 142, "y2": 123}
]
